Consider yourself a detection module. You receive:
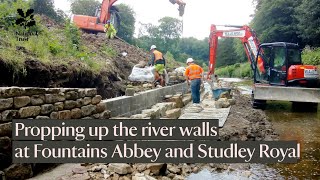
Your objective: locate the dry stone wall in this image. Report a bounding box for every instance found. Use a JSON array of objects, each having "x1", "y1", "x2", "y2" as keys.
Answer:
[{"x1": 0, "y1": 87, "x2": 110, "y2": 180}]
